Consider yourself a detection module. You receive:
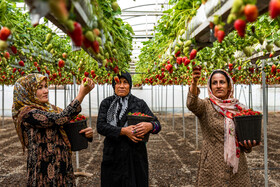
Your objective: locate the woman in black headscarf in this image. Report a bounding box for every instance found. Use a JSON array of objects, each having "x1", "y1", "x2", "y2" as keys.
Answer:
[{"x1": 97, "y1": 71, "x2": 161, "y2": 187}]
